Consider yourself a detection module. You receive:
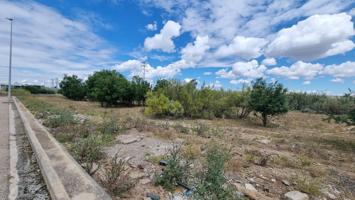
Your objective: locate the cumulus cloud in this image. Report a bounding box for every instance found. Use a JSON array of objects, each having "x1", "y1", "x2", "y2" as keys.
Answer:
[
  {"x1": 267, "y1": 61, "x2": 323, "y2": 80},
  {"x1": 181, "y1": 35, "x2": 210, "y2": 63},
  {"x1": 0, "y1": 0, "x2": 115, "y2": 85},
  {"x1": 115, "y1": 59, "x2": 190, "y2": 81},
  {"x1": 144, "y1": 20, "x2": 181, "y2": 52},
  {"x1": 323, "y1": 61, "x2": 355, "y2": 78},
  {"x1": 230, "y1": 79, "x2": 251, "y2": 85},
  {"x1": 215, "y1": 36, "x2": 268, "y2": 60},
  {"x1": 216, "y1": 60, "x2": 266, "y2": 79},
  {"x1": 145, "y1": 21, "x2": 157, "y2": 31},
  {"x1": 266, "y1": 13, "x2": 355, "y2": 60},
  {"x1": 203, "y1": 72, "x2": 212, "y2": 76},
  {"x1": 261, "y1": 58, "x2": 277, "y2": 66}
]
